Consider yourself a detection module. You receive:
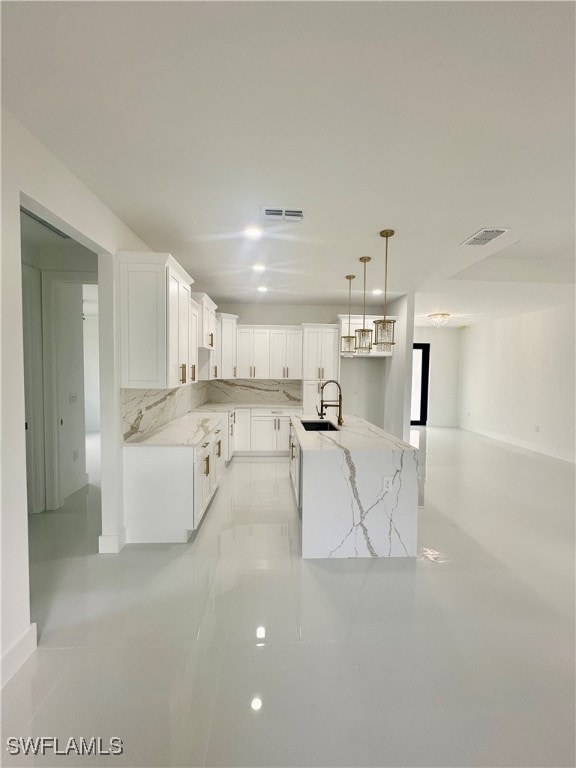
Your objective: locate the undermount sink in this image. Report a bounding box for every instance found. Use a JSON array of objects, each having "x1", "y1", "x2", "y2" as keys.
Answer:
[{"x1": 300, "y1": 420, "x2": 339, "y2": 432}]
